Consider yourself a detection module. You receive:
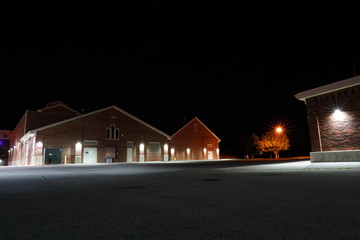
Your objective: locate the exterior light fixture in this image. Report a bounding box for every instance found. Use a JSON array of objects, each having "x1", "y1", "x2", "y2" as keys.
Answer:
[
  {"x1": 332, "y1": 109, "x2": 346, "y2": 121},
  {"x1": 35, "y1": 141, "x2": 43, "y2": 150},
  {"x1": 275, "y1": 127, "x2": 283, "y2": 133},
  {"x1": 75, "y1": 142, "x2": 82, "y2": 153},
  {"x1": 139, "y1": 143, "x2": 145, "y2": 153},
  {"x1": 139, "y1": 143, "x2": 145, "y2": 162}
]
